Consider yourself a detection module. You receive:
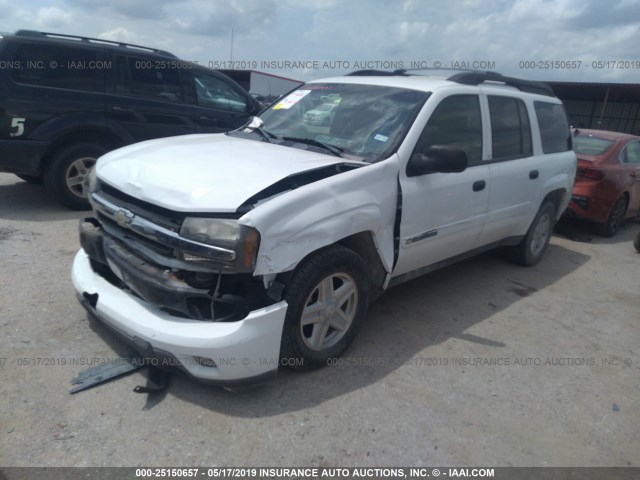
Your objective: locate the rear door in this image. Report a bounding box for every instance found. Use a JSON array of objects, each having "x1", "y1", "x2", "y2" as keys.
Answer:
[
  {"x1": 2, "y1": 40, "x2": 105, "y2": 141},
  {"x1": 105, "y1": 54, "x2": 195, "y2": 142},
  {"x1": 475, "y1": 93, "x2": 539, "y2": 246}
]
